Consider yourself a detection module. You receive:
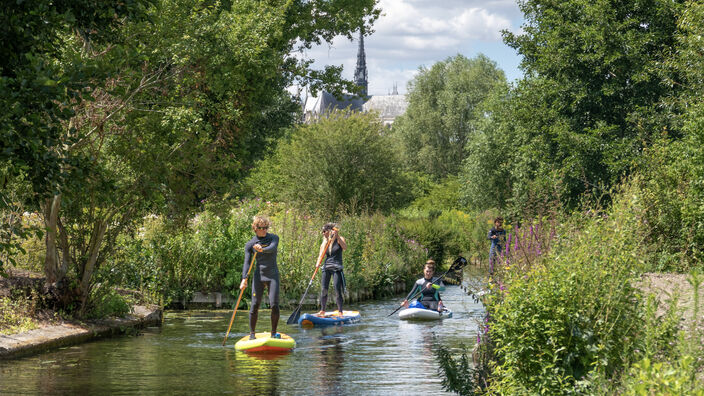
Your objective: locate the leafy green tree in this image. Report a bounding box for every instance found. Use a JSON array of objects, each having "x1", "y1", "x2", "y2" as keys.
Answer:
[
  {"x1": 392, "y1": 54, "x2": 506, "y2": 180},
  {"x1": 461, "y1": 0, "x2": 686, "y2": 213},
  {"x1": 249, "y1": 112, "x2": 411, "y2": 216},
  {"x1": 460, "y1": 78, "x2": 577, "y2": 213},
  {"x1": 632, "y1": 1, "x2": 704, "y2": 271},
  {"x1": 26, "y1": 0, "x2": 380, "y2": 313},
  {"x1": 497, "y1": 0, "x2": 683, "y2": 209},
  {"x1": 0, "y1": 0, "x2": 153, "y2": 274}
]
